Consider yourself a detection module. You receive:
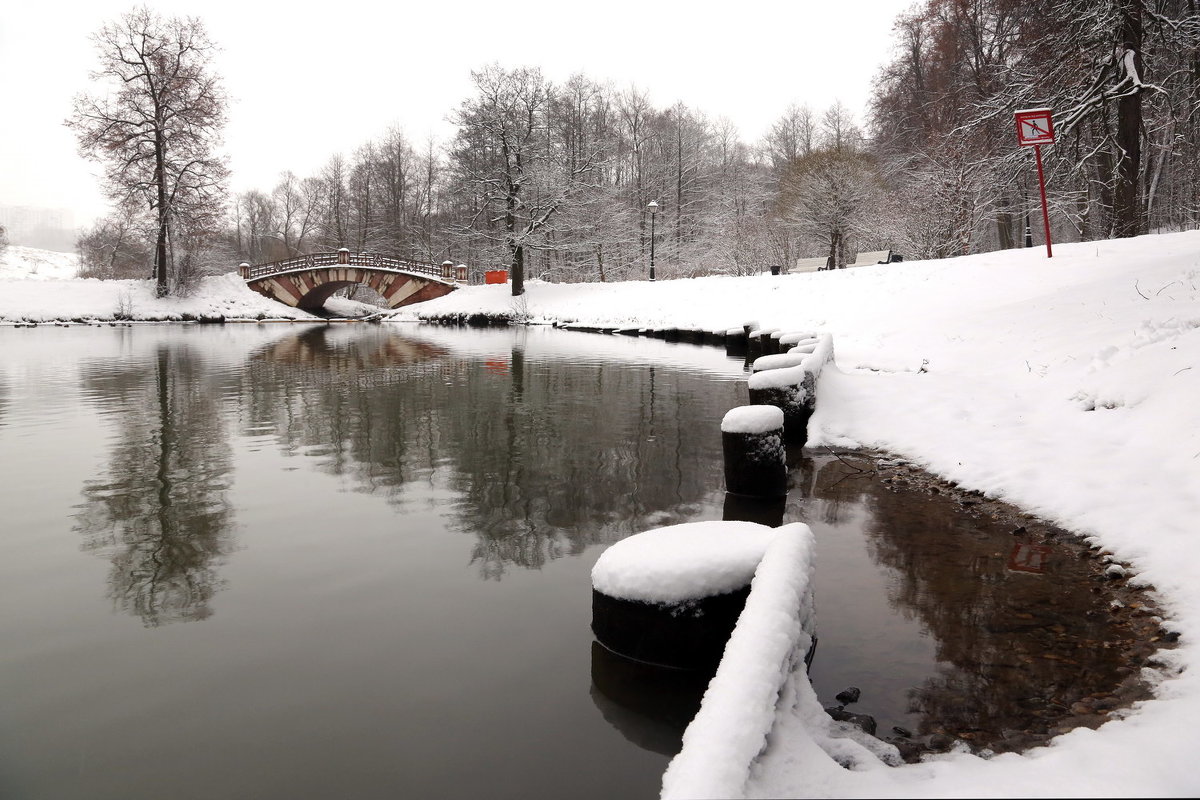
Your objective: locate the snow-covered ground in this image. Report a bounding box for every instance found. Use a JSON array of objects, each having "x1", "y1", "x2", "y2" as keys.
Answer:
[
  {"x1": 0, "y1": 244, "x2": 81, "y2": 281},
  {"x1": 2, "y1": 235, "x2": 1198, "y2": 795},
  {"x1": 0, "y1": 247, "x2": 313, "y2": 321}
]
